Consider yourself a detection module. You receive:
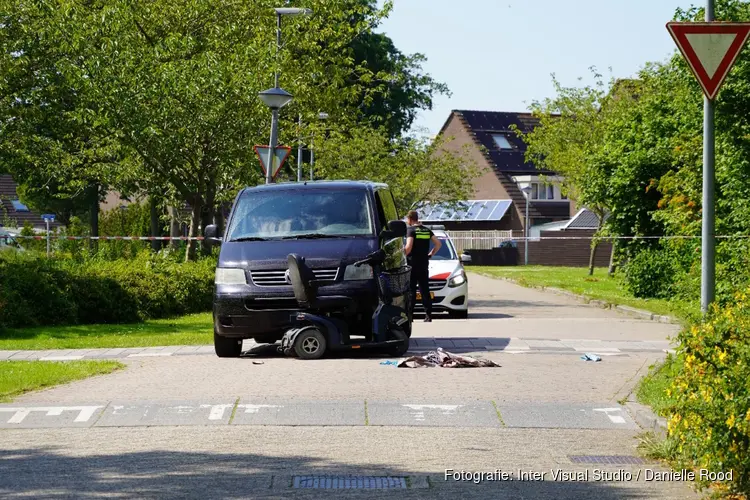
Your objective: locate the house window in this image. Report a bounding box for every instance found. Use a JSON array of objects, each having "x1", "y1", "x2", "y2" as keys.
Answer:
[
  {"x1": 529, "y1": 183, "x2": 557, "y2": 200},
  {"x1": 492, "y1": 134, "x2": 513, "y2": 150},
  {"x1": 11, "y1": 200, "x2": 29, "y2": 212}
]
